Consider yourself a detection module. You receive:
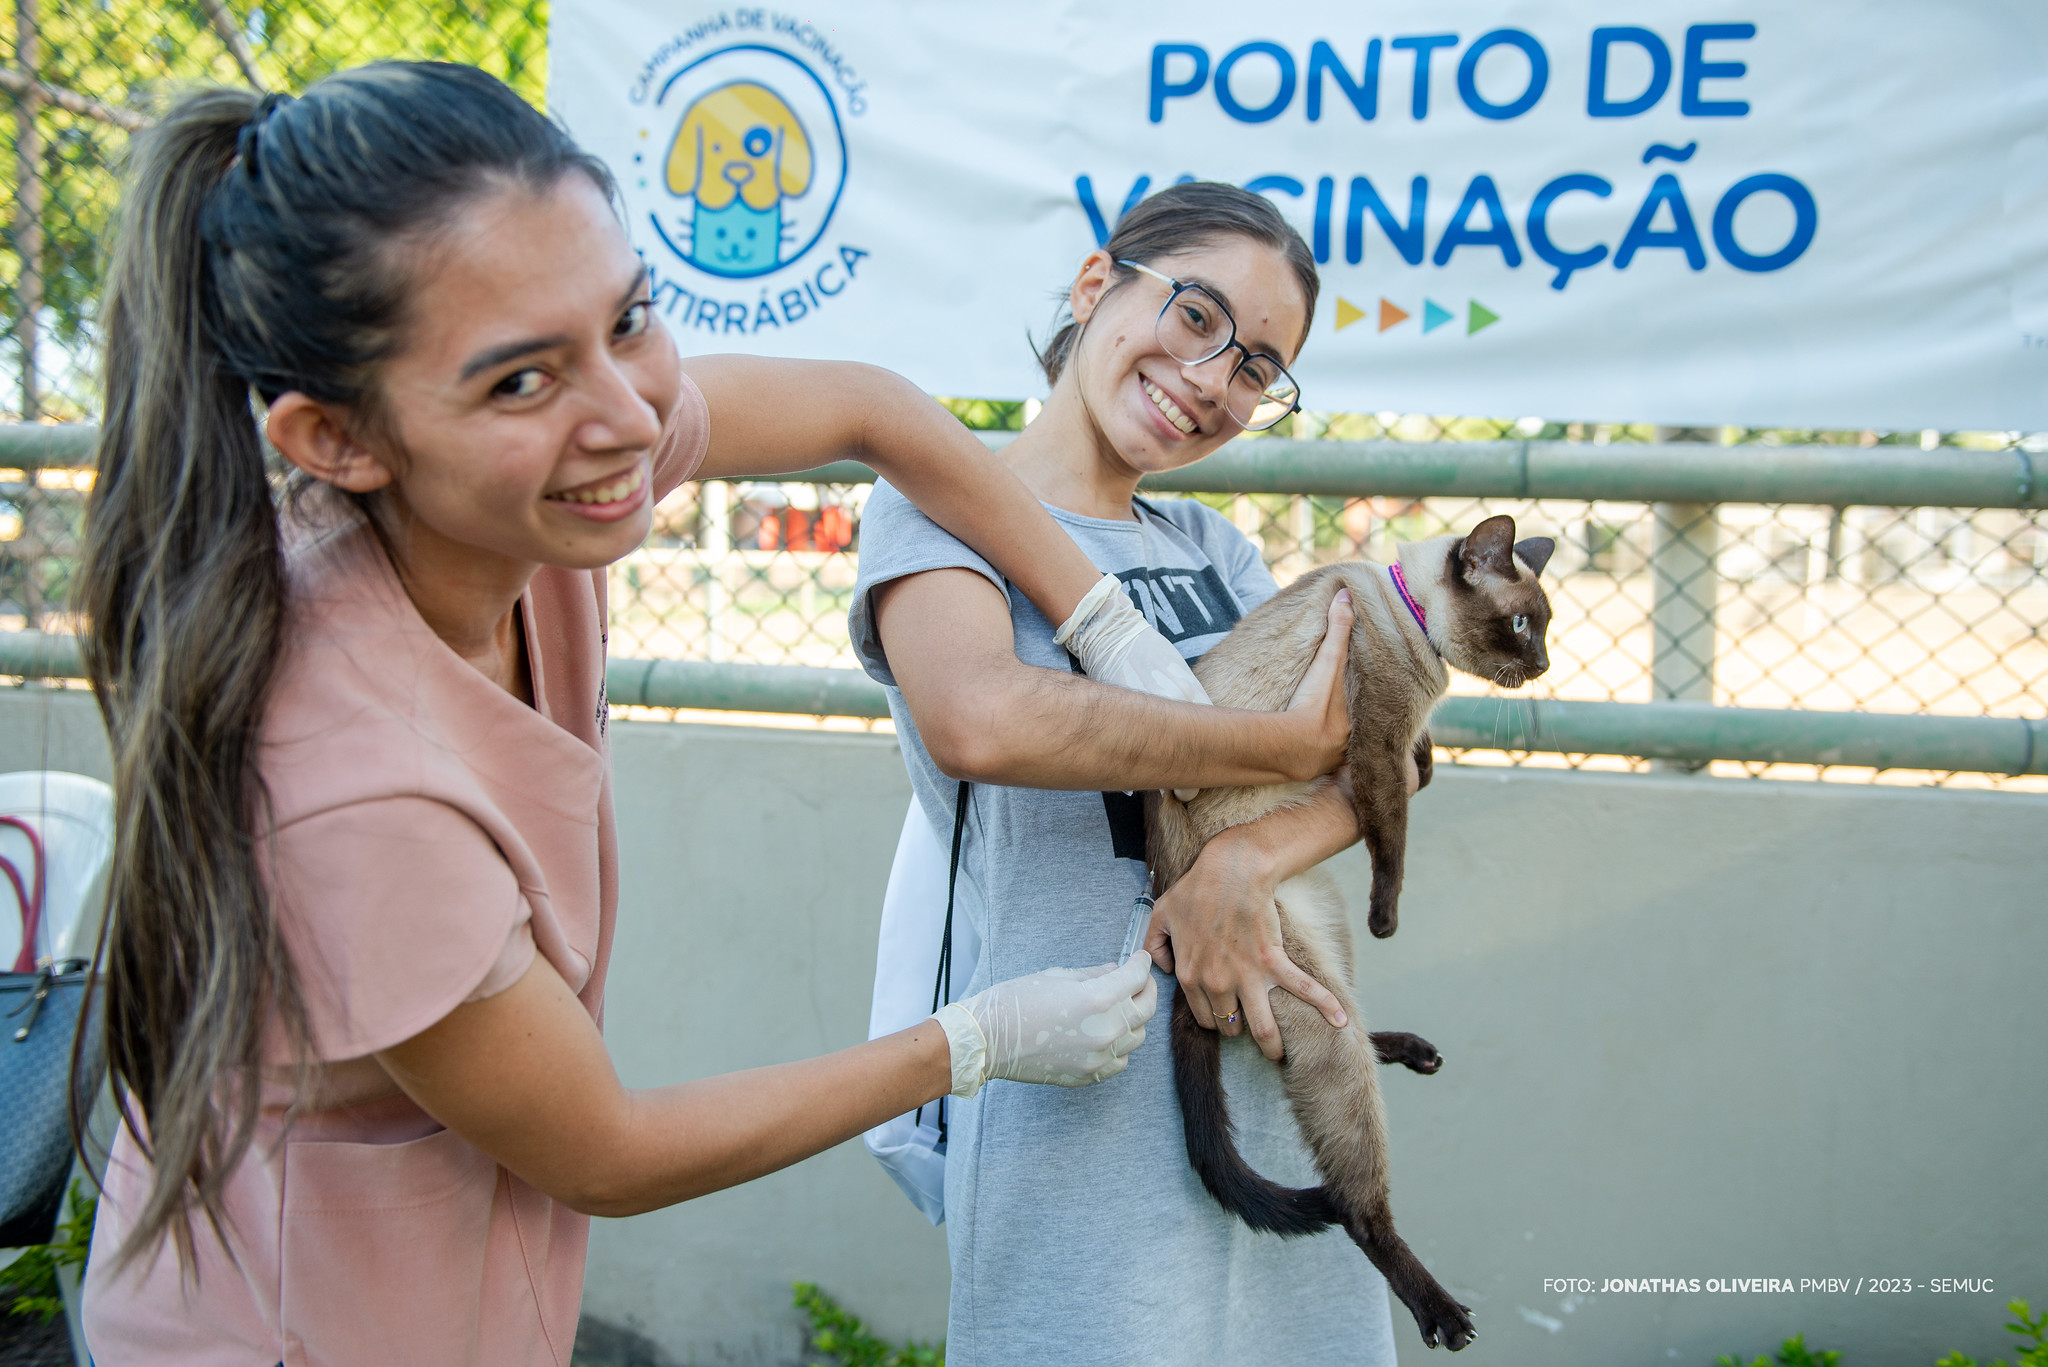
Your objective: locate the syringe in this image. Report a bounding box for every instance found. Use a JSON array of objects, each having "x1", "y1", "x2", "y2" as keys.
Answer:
[{"x1": 1121, "y1": 893, "x2": 1155, "y2": 962}]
